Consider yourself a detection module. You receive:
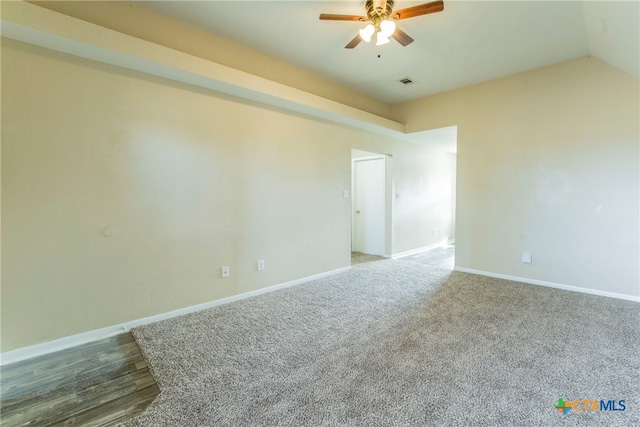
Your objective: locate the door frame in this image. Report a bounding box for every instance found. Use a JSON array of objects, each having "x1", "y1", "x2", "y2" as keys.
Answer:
[{"x1": 351, "y1": 150, "x2": 393, "y2": 257}]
